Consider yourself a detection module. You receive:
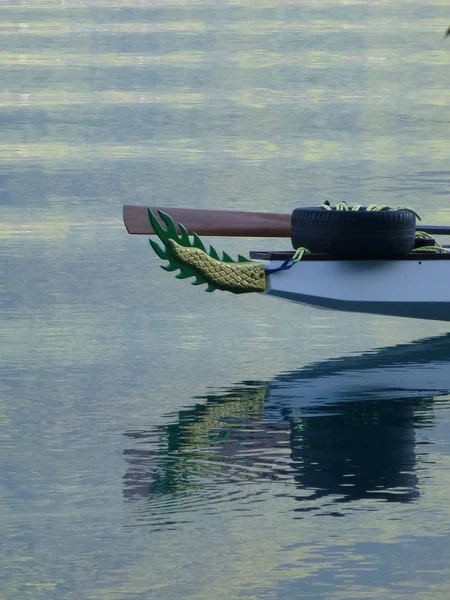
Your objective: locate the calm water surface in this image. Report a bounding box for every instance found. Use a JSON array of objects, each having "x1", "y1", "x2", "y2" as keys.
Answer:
[{"x1": 3, "y1": 1, "x2": 450, "y2": 598}]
